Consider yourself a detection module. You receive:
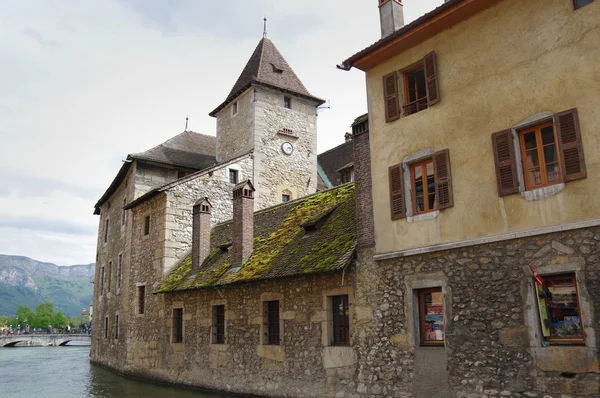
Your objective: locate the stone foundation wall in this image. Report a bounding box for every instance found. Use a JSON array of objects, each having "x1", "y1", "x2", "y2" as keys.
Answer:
[{"x1": 353, "y1": 226, "x2": 600, "y2": 398}]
